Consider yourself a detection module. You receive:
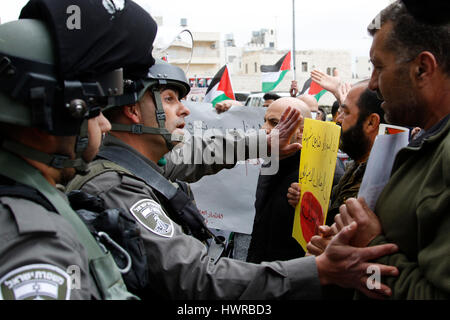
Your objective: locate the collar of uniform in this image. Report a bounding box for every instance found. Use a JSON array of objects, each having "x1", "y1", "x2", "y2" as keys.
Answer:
[{"x1": 101, "y1": 133, "x2": 164, "y2": 175}]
